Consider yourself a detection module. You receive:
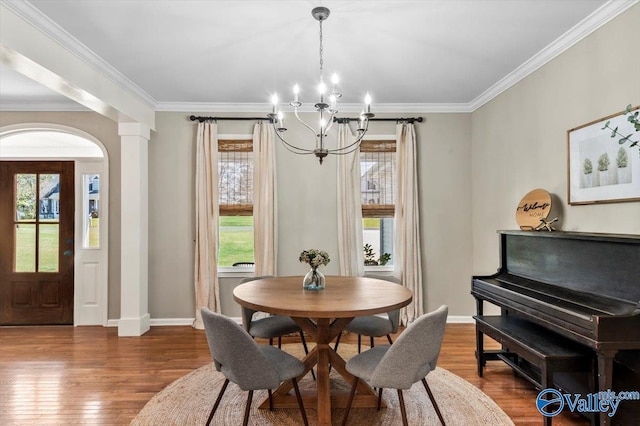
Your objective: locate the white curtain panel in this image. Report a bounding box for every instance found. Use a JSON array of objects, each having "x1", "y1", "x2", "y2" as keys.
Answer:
[
  {"x1": 253, "y1": 121, "x2": 278, "y2": 276},
  {"x1": 193, "y1": 121, "x2": 220, "y2": 329},
  {"x1": 336, "y1": 123, "x2": 365, "y2": 276},
  {"x1": 394, "y1": 122, "x2": 424, "y2": 325}
]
